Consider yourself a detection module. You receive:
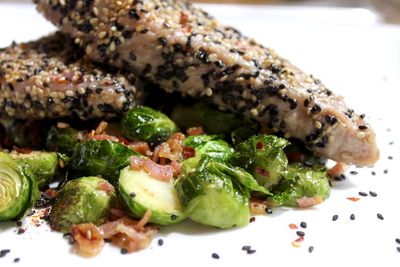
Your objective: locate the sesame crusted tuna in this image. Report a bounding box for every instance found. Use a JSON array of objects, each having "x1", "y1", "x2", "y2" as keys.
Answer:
[
  {"x1": 0, "y1": 32, "x2": 144, "y2": 120},
  {"x1": 35, "y1": 0, "x2": 379, "y2": 166}
]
